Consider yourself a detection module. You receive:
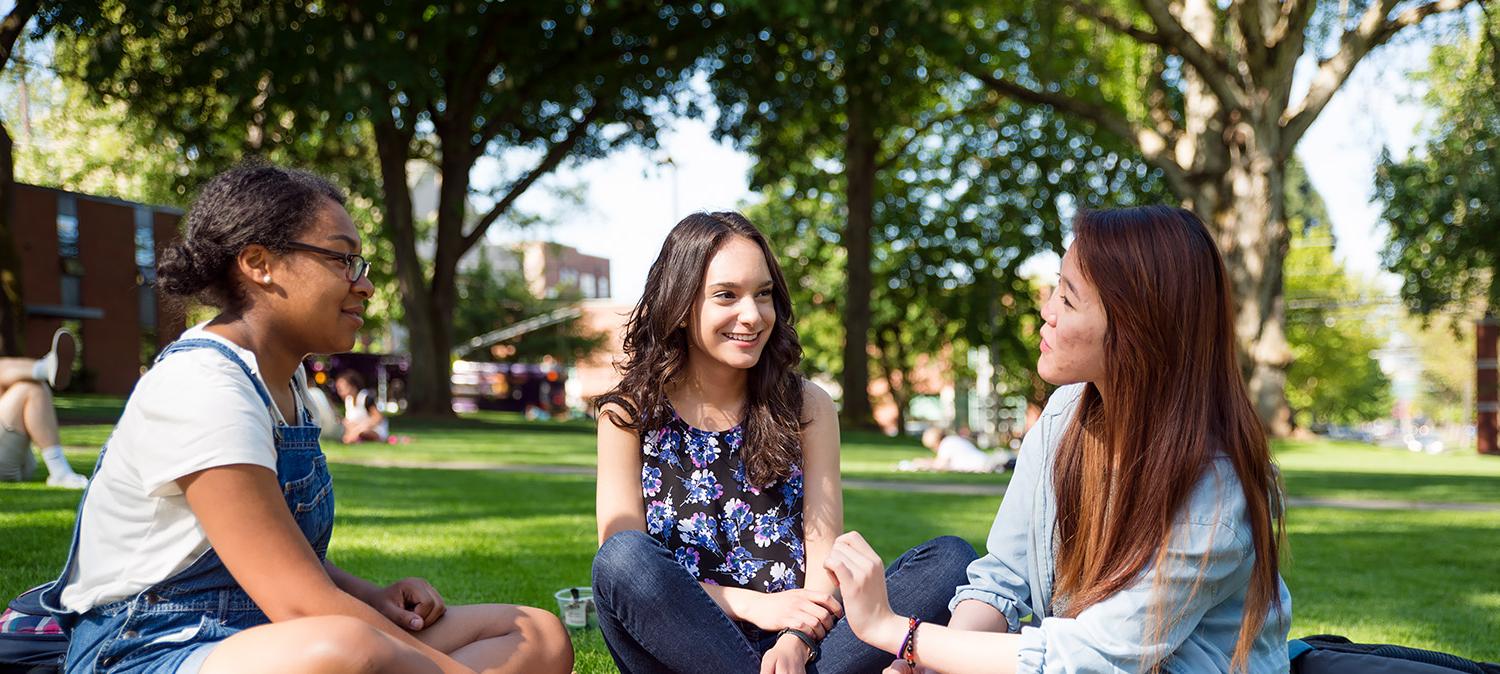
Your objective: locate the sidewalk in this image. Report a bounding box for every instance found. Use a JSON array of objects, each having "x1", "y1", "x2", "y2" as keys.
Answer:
[{"x1": 333, "y1": 456, "x2": 1500, "y2": 513}]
